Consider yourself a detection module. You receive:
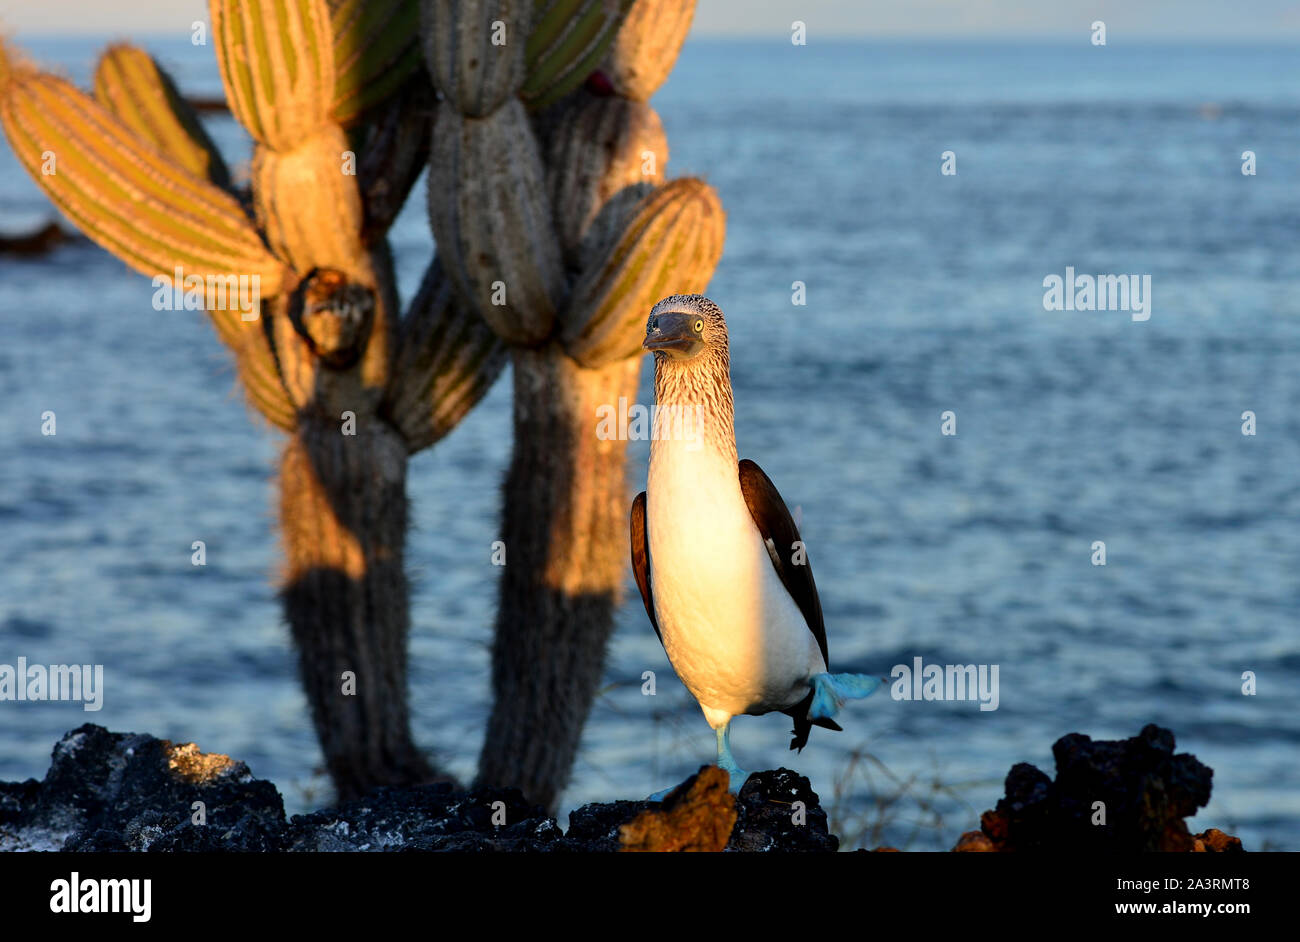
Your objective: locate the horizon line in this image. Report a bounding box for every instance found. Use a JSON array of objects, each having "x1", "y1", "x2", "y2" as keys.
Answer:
[{"x1": 12, "y1": 30, "x2": 1300, "y2": 44}]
